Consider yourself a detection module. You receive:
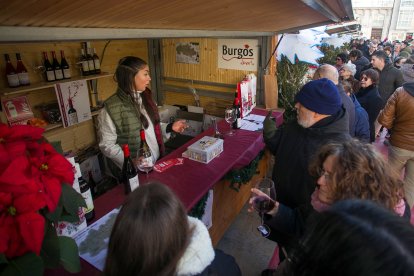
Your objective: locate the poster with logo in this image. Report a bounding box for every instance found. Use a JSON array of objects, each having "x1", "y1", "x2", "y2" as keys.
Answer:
[{"x1": 217, "y1": 39, "x2": 259, "y2": 71}]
